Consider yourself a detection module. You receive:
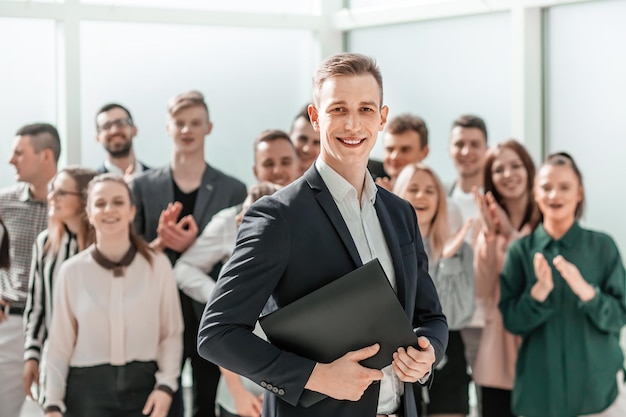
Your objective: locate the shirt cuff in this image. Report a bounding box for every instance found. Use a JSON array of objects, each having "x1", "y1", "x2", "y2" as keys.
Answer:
[{"x1": 156, "y1": 384, "x2": 175, "y2": 397}]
